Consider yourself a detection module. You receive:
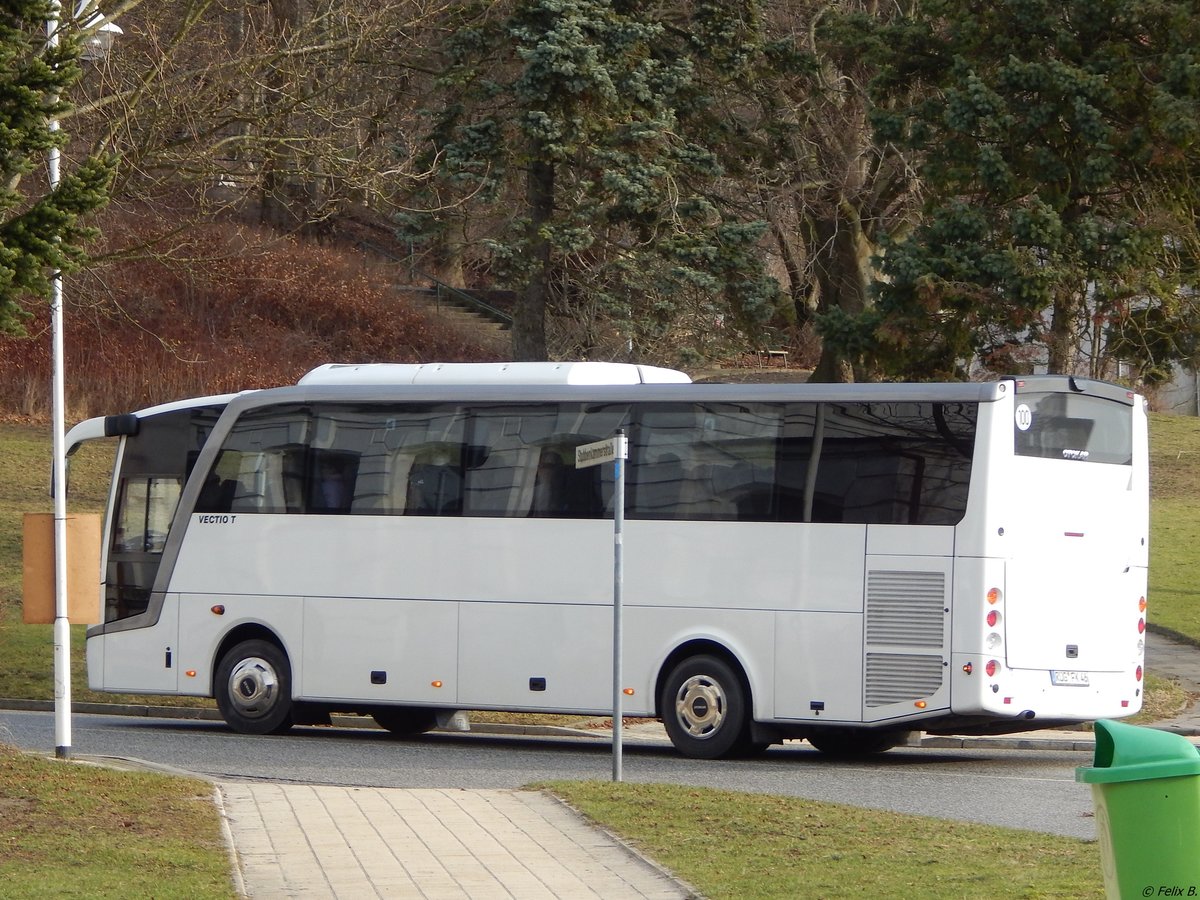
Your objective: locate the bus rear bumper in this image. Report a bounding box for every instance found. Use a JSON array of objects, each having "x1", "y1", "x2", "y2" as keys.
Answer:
[{"x1": 949, "y1": 653, "x2": 1144, "y2": 724}]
